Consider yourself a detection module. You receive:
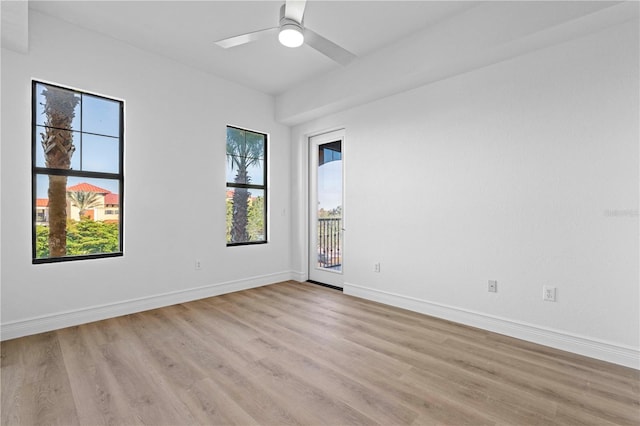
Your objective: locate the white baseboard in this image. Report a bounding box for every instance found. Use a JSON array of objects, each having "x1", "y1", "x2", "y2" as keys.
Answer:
[
  {"x1": 344, "y1": 282, "x2": 639, "y2": 370},
  {"x1": 290, "y1": 270, "x2": 307, "y2": 282},
  {"x1": 1, "y1": 271, "x2": 298, "y2": 341}
]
